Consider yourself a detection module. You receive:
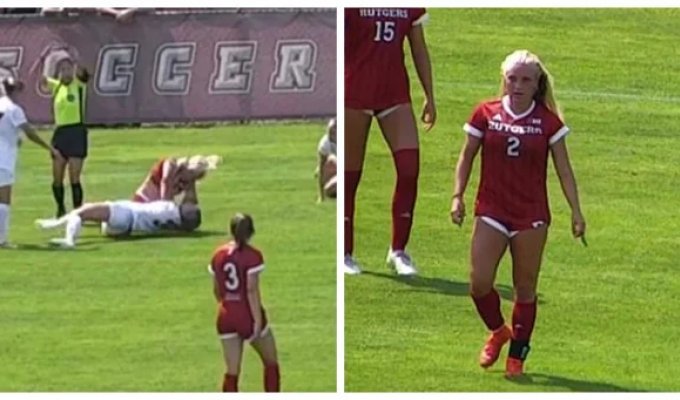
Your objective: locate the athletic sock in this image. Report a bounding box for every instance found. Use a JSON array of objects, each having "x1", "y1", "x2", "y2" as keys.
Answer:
[
  {"x1": 471, "y1": 289, "x2": 505, "y2": 331},
  {"x1": 391, "y1": 149, "x2": 419, "y2": 251},
  {"x1": 0, "y1": 203, "x2": 9, "y2": 244},
  {"x1": 52, "y1": 184, "x2": 65, "y2": 217},
  {"x1": 344, "y1": 170, "x2": 362, "y2": 255},
  {"x1": 71, "y1": 183, "x2": 83, "y2": 209},
  {"x1": 509, "y1": 299, "x2": 537, "y2": 360},
  {"x1": 264, "y1": 363, "x2": 280, "y2": 392},
  {"x1": 65, "y1": 215, "x2": 82, "y2": 244},
  {"x1": 222, "y1": 373, "x2": 238, "y2": 392}
]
